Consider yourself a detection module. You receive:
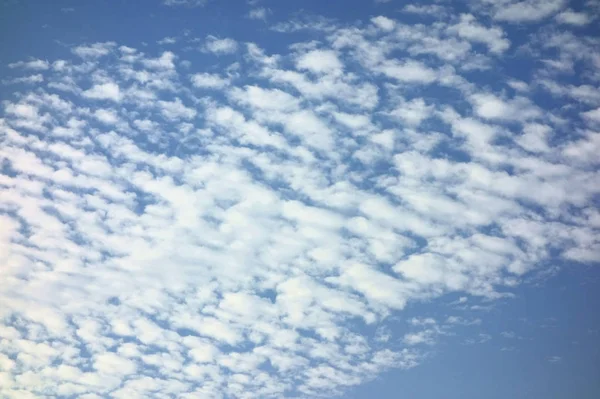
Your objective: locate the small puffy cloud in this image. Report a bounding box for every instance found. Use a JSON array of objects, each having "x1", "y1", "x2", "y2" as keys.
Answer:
[
  {"x1": 72, "y1": 42, "x2": 116, "y2": 58},
  {"x1": 2, "y1": 74, "x2": 44, "y2": 85},
  {"x1": 507, "y1": 79, "x2": 529, "y2": 92},
  {"x1": 469, "y1": 92, "x2": 541, "y2": 122},
  {"x1": 94, "y1": 353, "x2": 137, "y2": 375},
  {"x1": 248, "y1": 7, "x2": 269, "y2": 20},
  {"x1": 388, "y1": 97, "x2": 434, "y2": 126},
  {"x1": 229, "y1": 85, "x2": 300, "y2": 111},
  {"x1": 158, "y1": 36, "x2": 177, "y2": 45},
  {"x1": 581, "y1": 107, "x2": 600, "y2": 124},
  {"x1": 556, "y1": 10, "x2": 592, "y2": 25},
  {"x1": 204, "y1": 35, "x2": 238, "y2": 55},
  {"x1": 82, "y1": 82, "x2": 122, "y2": 102},
  {"x1": 493, "y1": 0, "x2": 566, "y2": 23},
  {"x1": 448, "y1": 14, "x2": 510, "y2": 54},
  {"x1": 163, "y1": 0, "x2": 207, "y2": 6},
  {"x1": 158, "y1": 98, "x2": 197, "y2": 120},
  {"x1": 190, "y1": 72, "x2": 230, "y2": 89},
  {"x1": 377, "y1": 59, "x2": 437, "y2": 83},
  {"x1": 516, "y1": 123, "x2": 552, "y2": 153},
  {"x1": 8, "y1": 59, "x2": 50, "y2": 70},
  {"x1": 402, "y1": 4, "x2": 447, "y2": 15},
  {"x1": 141, "y1": 51, "x2": 176, "y2": 70},
  {"x1": 562, "y1": 131, "x2": 600, "y2": 165},
  {"x1": 93, "y1": 109, "x2": 119, "y2": 125},
  {"x1": 371, "y1": 16, "x2": 395, "y2": 31},
  {"x1": 296, "y1": 49, "x2": 343, "y2": 74}
]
